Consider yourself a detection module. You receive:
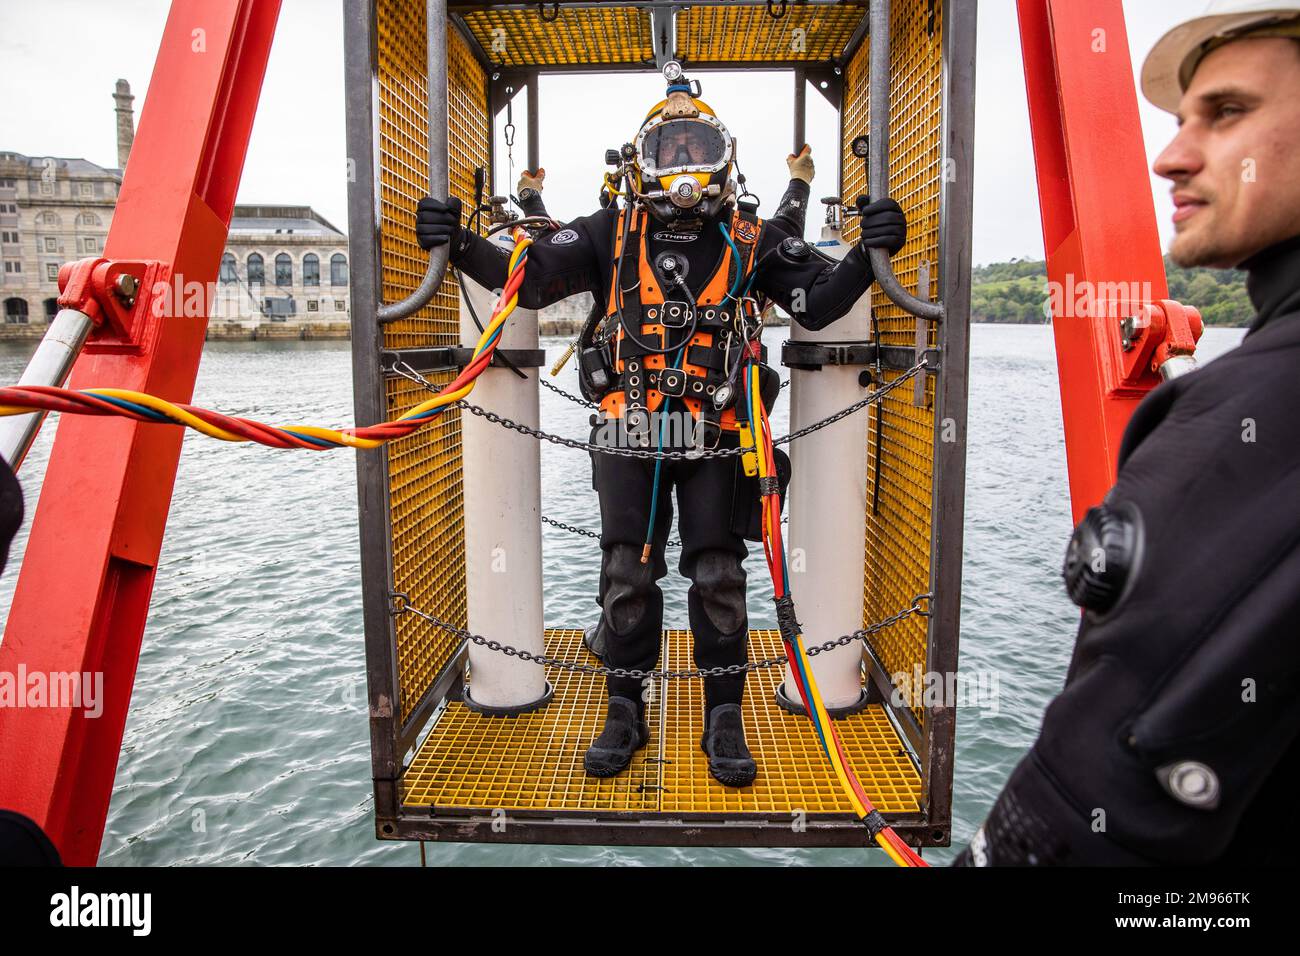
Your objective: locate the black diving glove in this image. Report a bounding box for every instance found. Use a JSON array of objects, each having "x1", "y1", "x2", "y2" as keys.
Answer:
[
  {"x1": 415, "y1": 196, "x2": 463, "y2": 251},
  {"x1": 855, "y1": 196, "x2": 907, "y2": 255}
]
